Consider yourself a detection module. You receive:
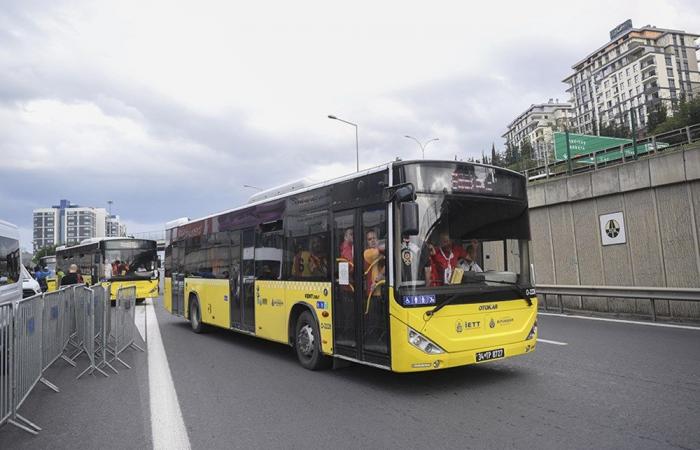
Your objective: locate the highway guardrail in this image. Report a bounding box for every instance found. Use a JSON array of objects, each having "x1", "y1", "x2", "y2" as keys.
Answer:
[{"x1": 536, "y1": 284, "x2": 700, "y2": 321}]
